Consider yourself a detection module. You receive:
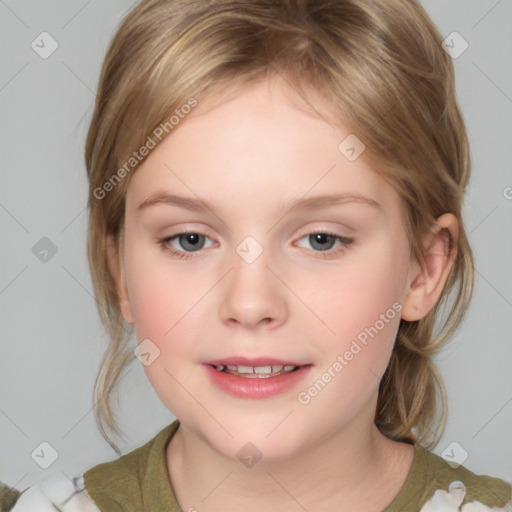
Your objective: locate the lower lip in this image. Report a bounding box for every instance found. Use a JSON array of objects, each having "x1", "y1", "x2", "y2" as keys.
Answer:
[{"x1": 203, "y1": 364, "x2": 312, "y2": 399}]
